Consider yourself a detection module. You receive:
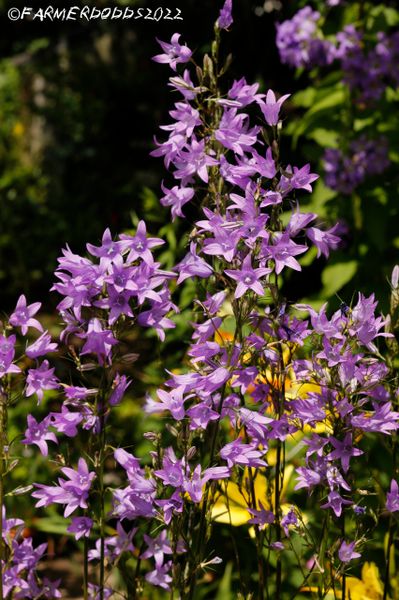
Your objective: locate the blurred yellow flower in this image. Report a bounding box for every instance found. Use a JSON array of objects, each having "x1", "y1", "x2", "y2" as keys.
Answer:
[
  {"x1": 300, "y1": 562, "x2": 387, "y2": 599},
  {"x1": 12, "y1": 121, "x2": 24, "y2": 137},
  {"x1": 211, "y1": 465, "x2": 294, "y2": 526},
  {"x1": 345, "y1": 562, "x2": 385, "y2": 600}
]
